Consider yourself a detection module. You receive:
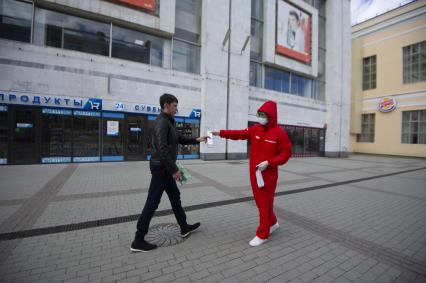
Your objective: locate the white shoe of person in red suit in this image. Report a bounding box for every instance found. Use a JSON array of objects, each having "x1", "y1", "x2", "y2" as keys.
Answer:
[
  {"x1": 249, "y1": 236, "x2": 268, "y2": 247},
  {"x1": 270, "y1": 222, "x2": 280, "y2": 234}
]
